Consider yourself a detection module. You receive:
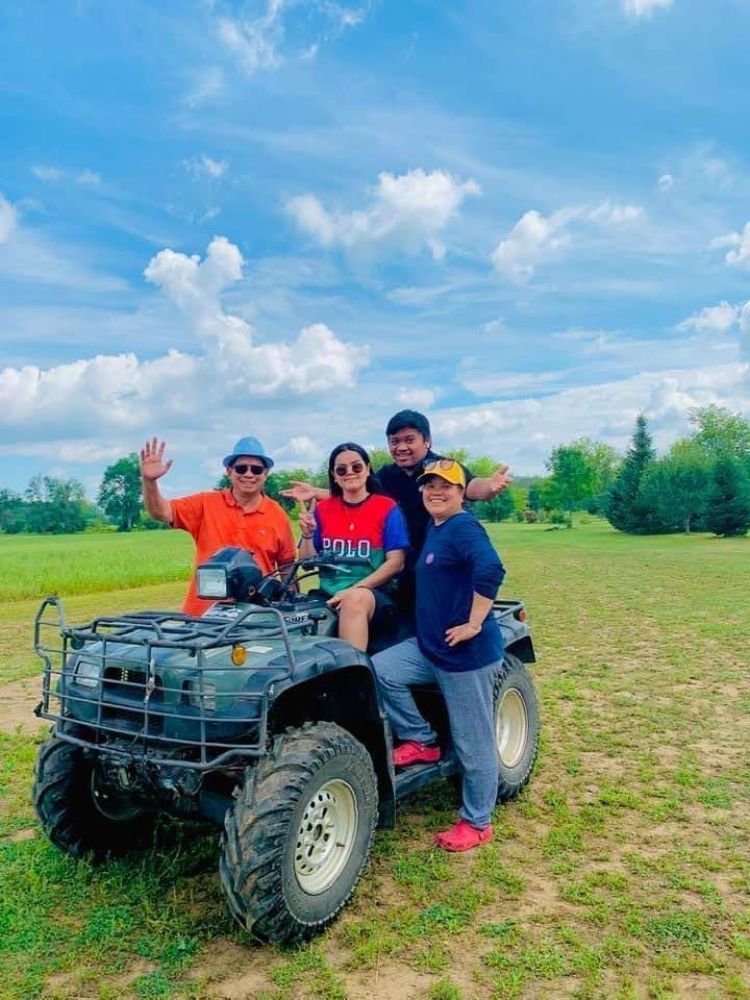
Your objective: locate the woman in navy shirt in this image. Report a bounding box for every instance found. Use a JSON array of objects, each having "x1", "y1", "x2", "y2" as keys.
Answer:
[{"x1": 372, "y1": 459, "x2": 505, "y2": 852}]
